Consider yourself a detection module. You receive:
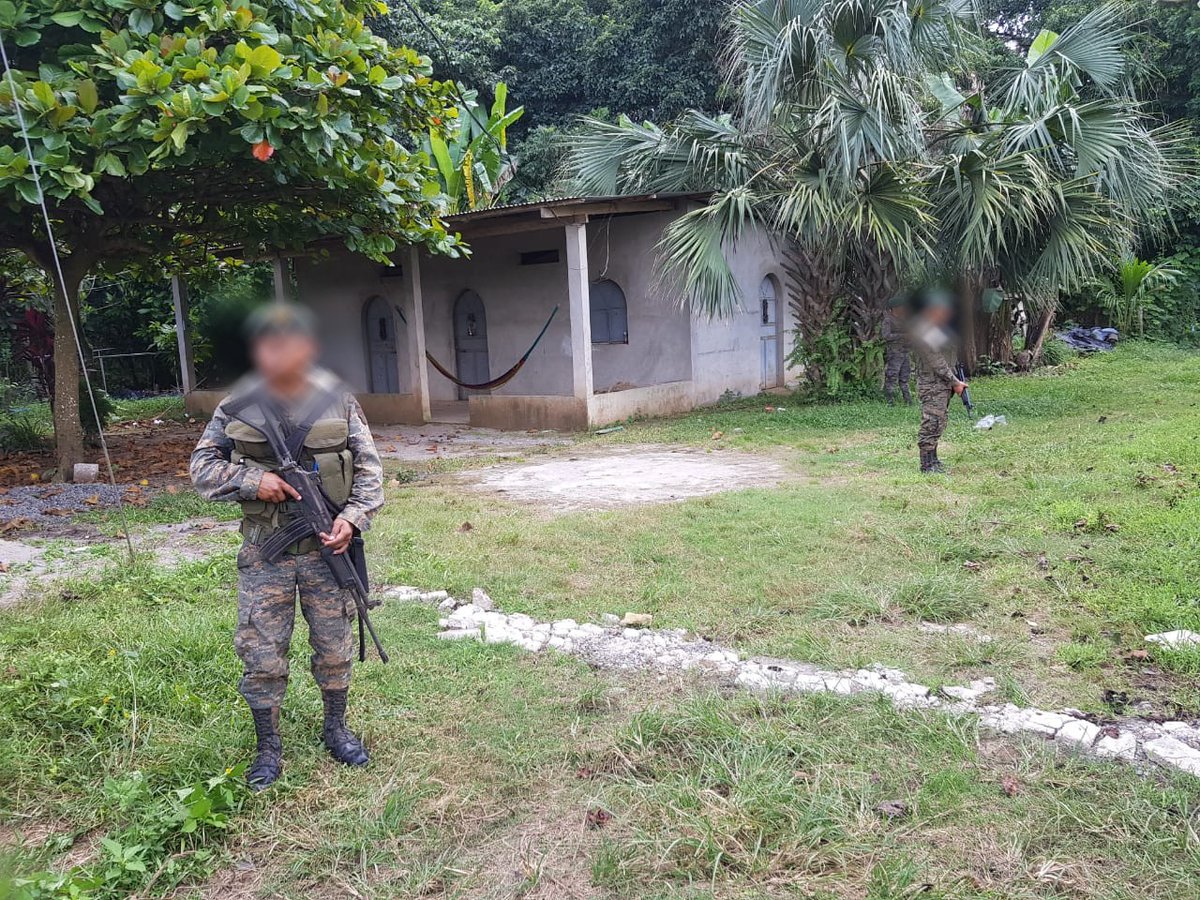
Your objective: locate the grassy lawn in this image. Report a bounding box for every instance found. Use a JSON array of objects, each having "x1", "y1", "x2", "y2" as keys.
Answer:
[{"x1": 3, "y1": 344, "x2": 1200, "y2": 898}]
